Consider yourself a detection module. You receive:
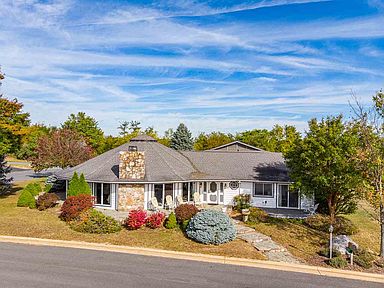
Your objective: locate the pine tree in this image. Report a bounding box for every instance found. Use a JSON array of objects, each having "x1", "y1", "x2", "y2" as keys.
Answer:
[
  {"x1": 0, "y1": 154, "x2": 12, "y2": 195},
  {"x1": 79, "y1": 173, "x2": 91, "y2": 195},
  {"x1": 170, "y1": 123, "x2": 193, "y2": 151},
  {"x1": 67, "y1": 172, "x2": 80, "y2": 196}
]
